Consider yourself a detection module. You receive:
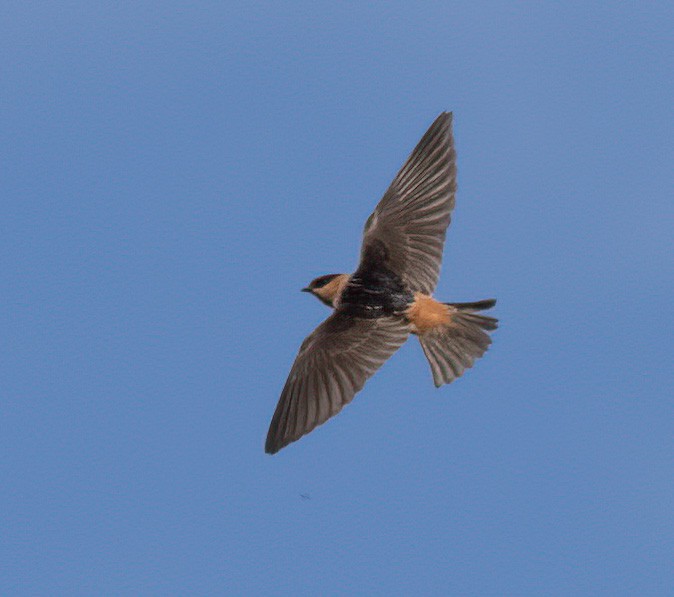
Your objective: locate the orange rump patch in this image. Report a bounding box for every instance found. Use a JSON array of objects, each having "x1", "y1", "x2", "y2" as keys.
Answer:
[{"x1": 406, "y1": 293, "x2": 453, "y2": 334}]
